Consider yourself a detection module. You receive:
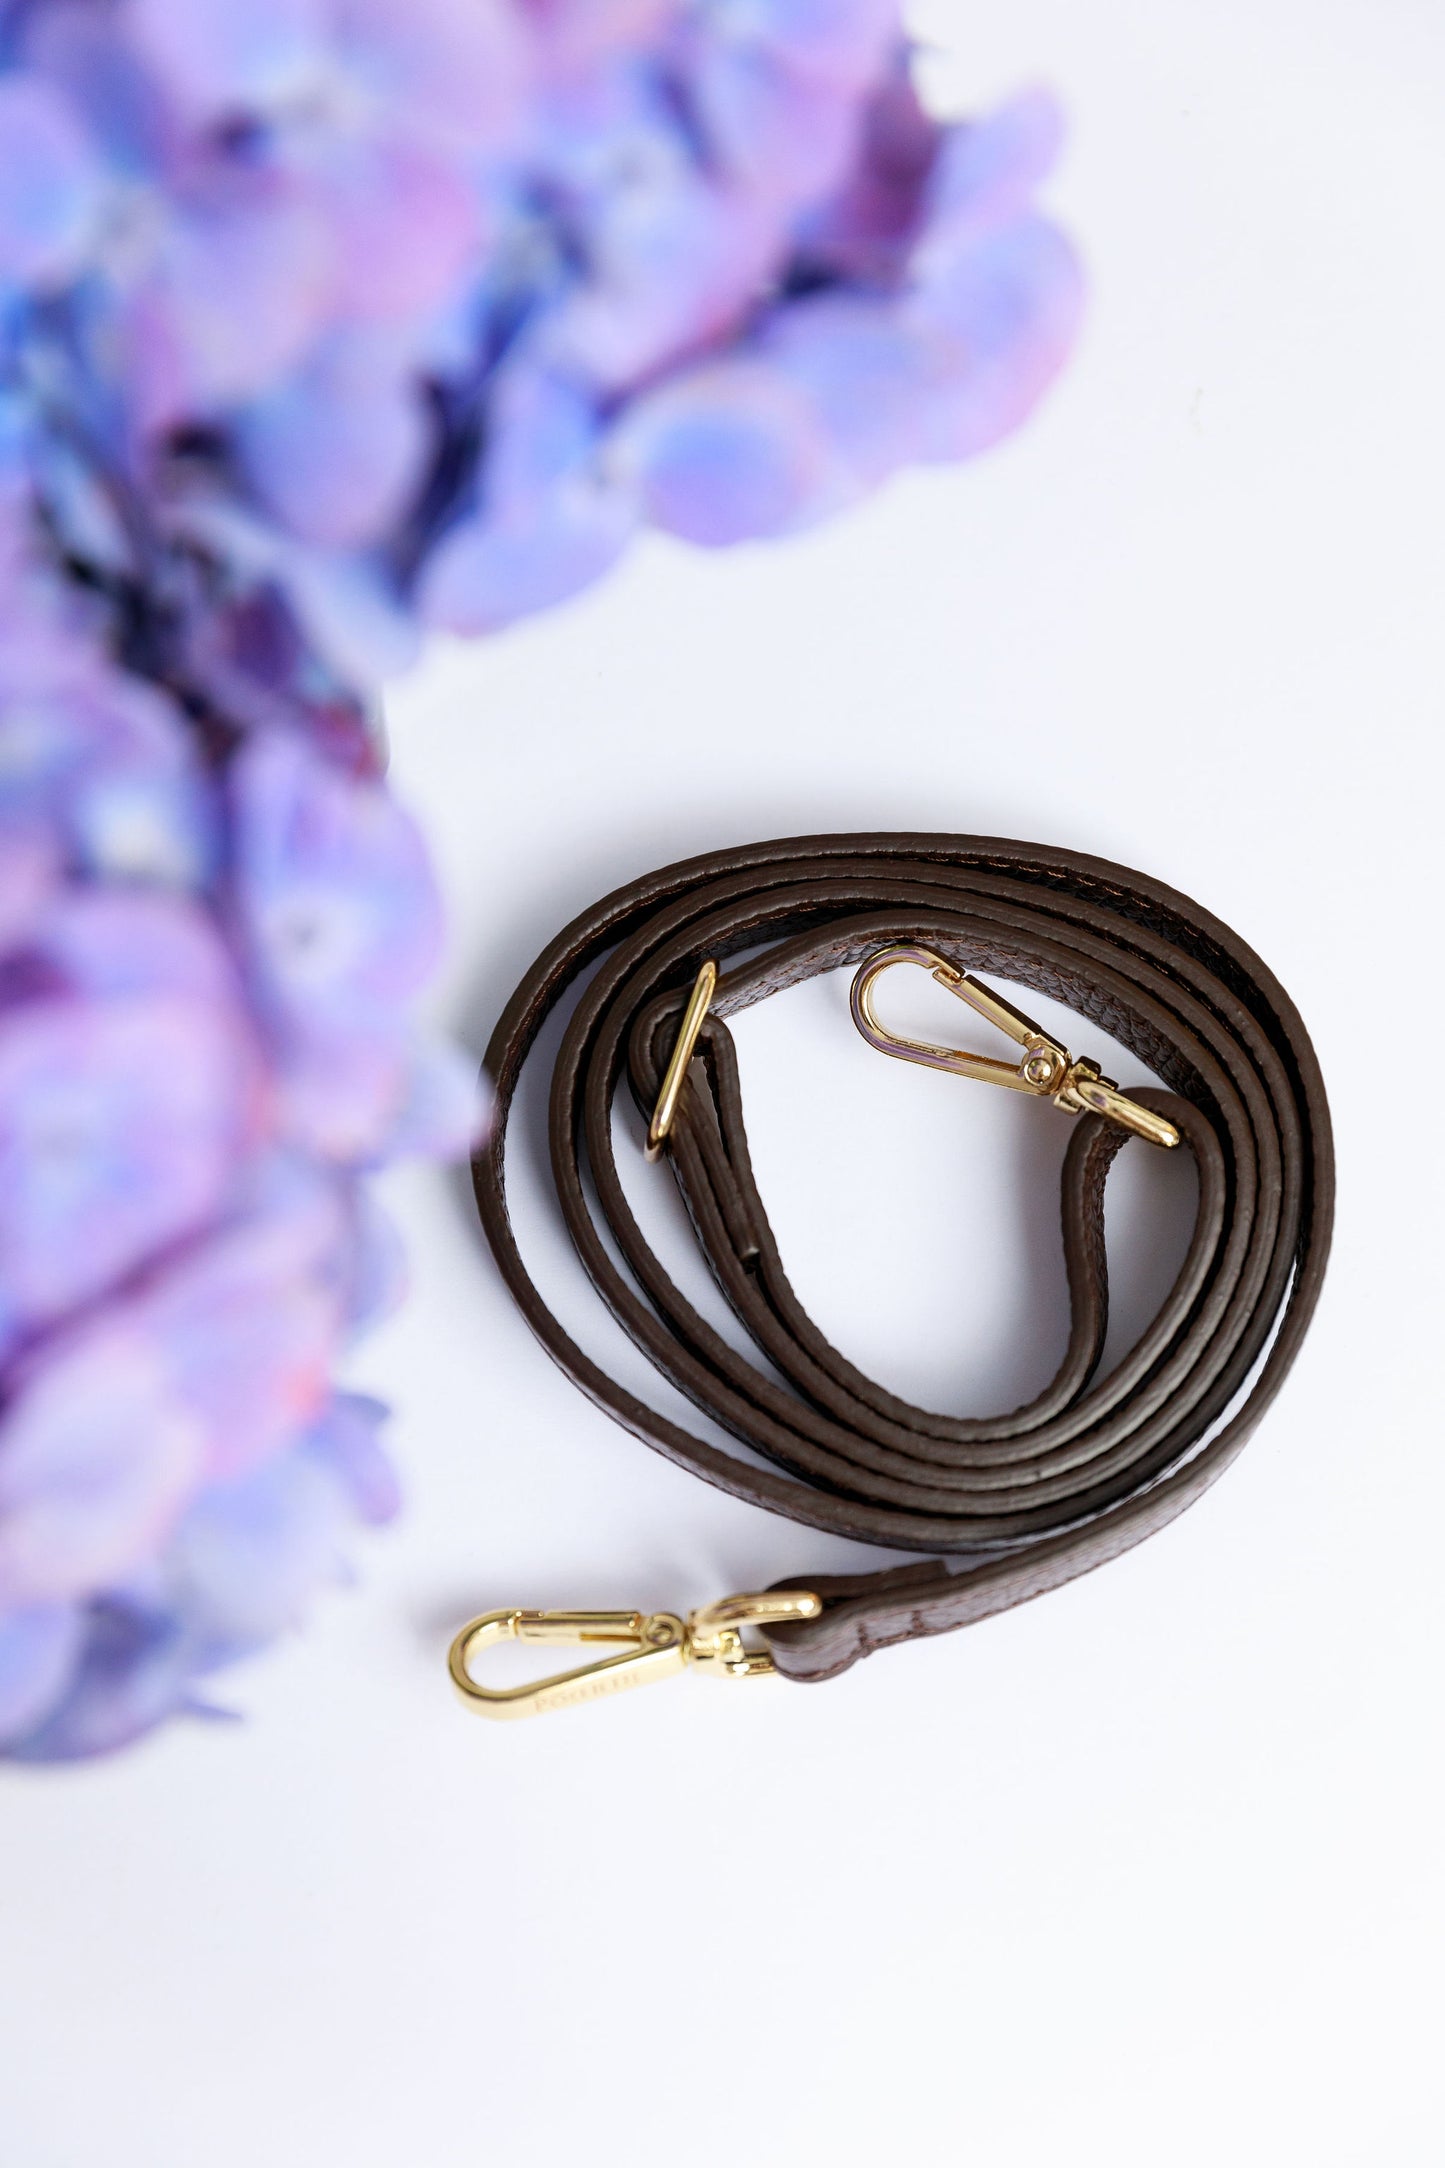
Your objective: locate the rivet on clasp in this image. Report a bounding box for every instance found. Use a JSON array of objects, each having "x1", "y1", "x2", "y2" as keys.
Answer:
[
  {"x1": 447, "y1": 1590, "x2": 822, "y2": 1720},
  {"x1": 850, "y1": 944, "x2": 1179, "y2": 1150}
]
